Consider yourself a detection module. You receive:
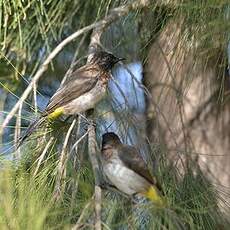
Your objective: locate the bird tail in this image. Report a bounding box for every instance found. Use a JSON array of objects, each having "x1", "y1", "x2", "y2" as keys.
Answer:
[
  {"x1": 142, "y1": 185, "x2": 166, "y2": 207},
  {"x1": 16, "y1": 116, "x2": 46, "y2": 148}
]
